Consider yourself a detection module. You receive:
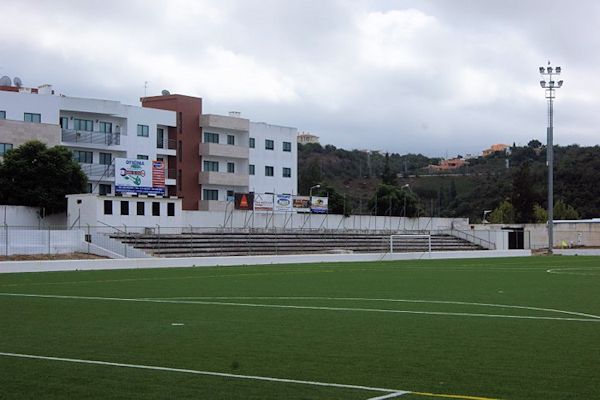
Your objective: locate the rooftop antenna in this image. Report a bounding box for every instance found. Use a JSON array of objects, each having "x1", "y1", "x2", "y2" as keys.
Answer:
[{"x1": 144, "y1": 81, "x2": 149, "y2": 97}]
